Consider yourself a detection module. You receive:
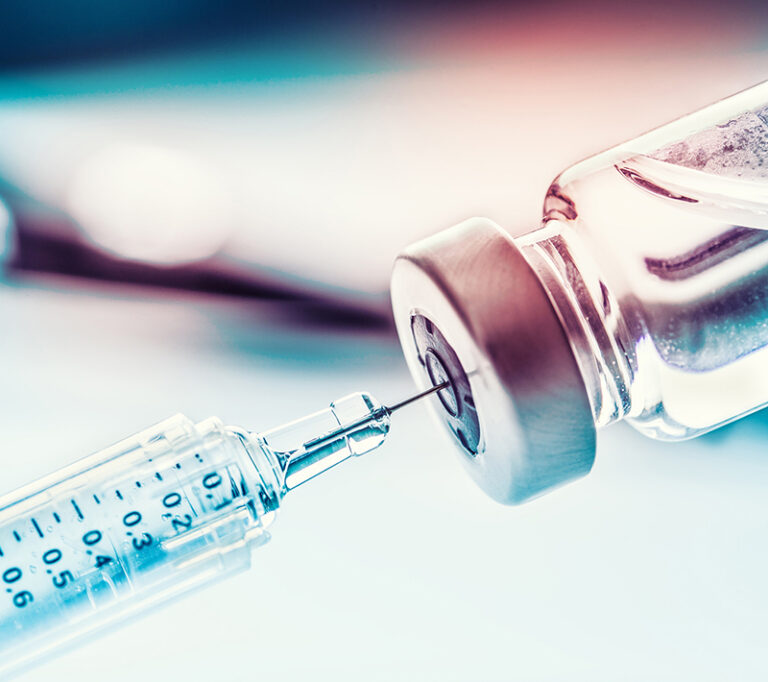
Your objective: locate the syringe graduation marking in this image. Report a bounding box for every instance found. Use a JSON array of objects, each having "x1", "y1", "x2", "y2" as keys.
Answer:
[{"x1": 0, "y1": 413, "x2": 266, "y2": 668}]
